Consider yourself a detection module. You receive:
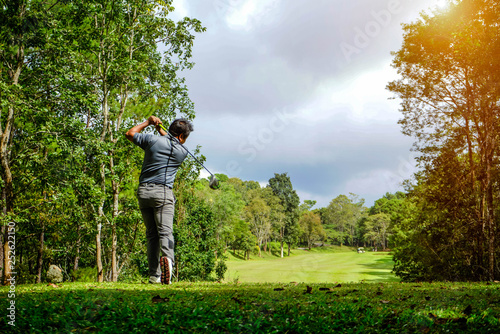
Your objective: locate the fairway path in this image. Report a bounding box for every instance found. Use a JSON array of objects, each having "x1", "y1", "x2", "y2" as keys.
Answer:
[{"x1": 225, "y1": 249, "x2": 398, "y2": 283}]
